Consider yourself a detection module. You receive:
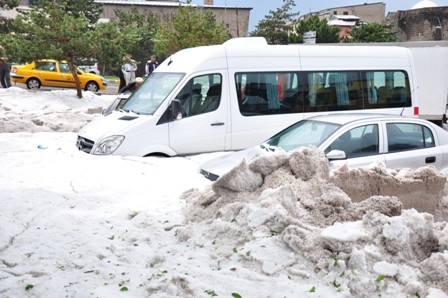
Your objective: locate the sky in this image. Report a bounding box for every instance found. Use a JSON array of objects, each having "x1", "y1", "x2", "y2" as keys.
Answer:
[
  {"x1": 191, "y1": 0, "x2": 447, "y2": 31},
  {"x1": 1, "y1": 86, "x2": 448, "y2": 297}
]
